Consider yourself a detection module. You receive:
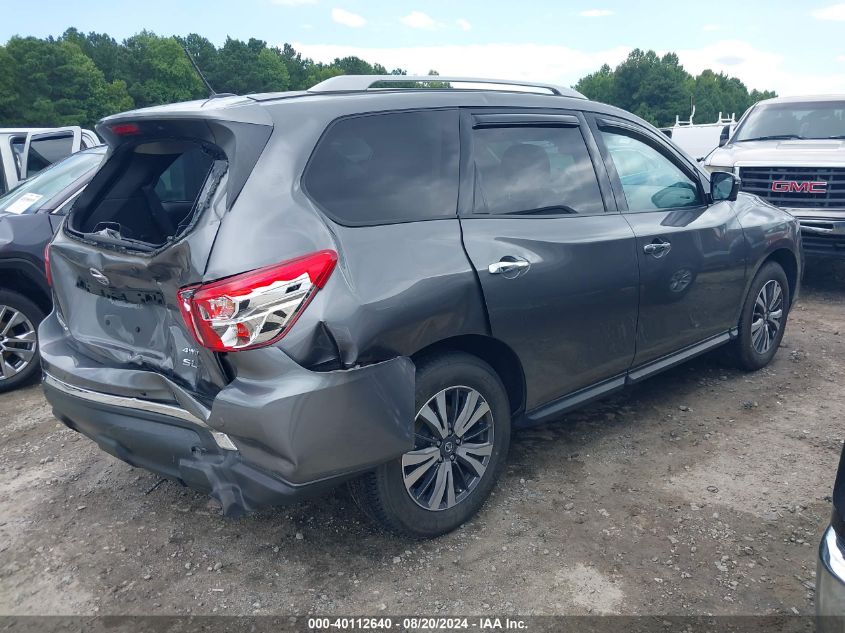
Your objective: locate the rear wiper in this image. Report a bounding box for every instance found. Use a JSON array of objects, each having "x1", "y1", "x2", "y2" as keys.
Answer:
[
  {"x1": 823, "y1": 135, "x2": 845, "y2": 140},
  {"x1": 735, "y1": 134, "x2": 805, "y2": 142}
]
